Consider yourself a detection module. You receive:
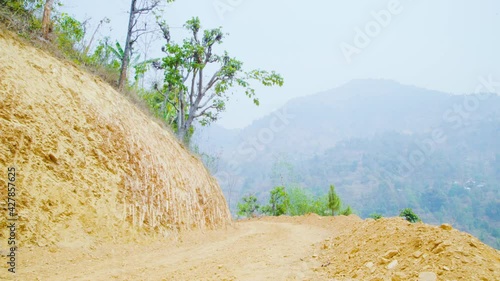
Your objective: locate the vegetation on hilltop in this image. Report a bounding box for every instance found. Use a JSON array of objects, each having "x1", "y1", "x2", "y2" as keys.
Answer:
[
  {"x1": 0, "y1": 0, "x2": 283, "y2": 145},
  {"x1": 237, "y1": 184, "x2": 354, "y2": 218}
]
